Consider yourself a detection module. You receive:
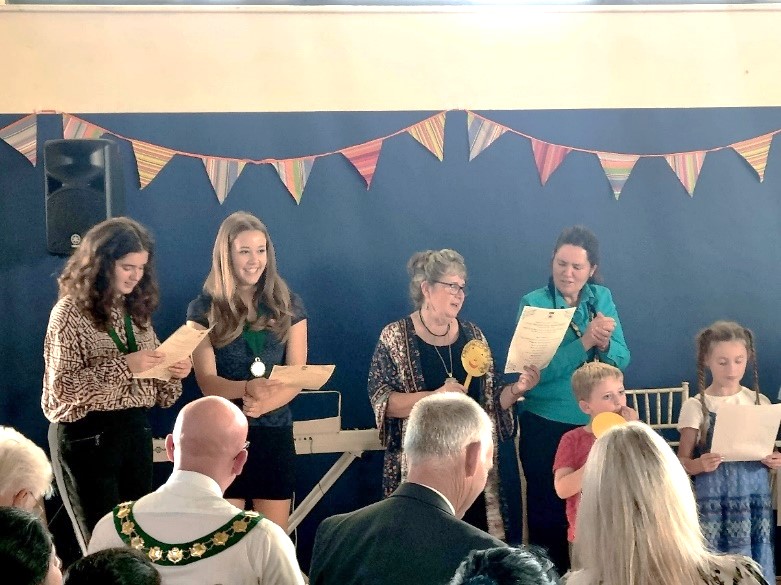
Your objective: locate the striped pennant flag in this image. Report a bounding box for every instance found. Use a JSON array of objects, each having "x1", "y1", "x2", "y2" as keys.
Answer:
[
  {"x1": 467, "y1": 112, "x2": 507, "y2": 161},
  {"x1": 62, "y1": 114, "x2": 105, "y2": 140},
  {"x1": 202, "y1": 157, "x2": 247, "y2": 204},
  {"x1": 342, "y1": 139, "x2": 383, "y2": 188},
  {"x1": 0, "y1": 114, "x2": 37, "y2": 165},
  {"x1": 407, "y1": 112, "x2": 446, "y2": 161},
  {"x1": 664, "y1": 151, "x2": 706, "y2": 196},
  {"x1": 731, "y1": 132, "x2": 775, "y2": 182},
  {"x1": 531, "y1": 138, "x2": 572, "y2": 186},
  {"x1": 131, "y1": 140, "x2": 176, "y2": 189},
  {"x1": 271, "y1": 158, "x2": 315, "y2": 204},
  {"x1": 596, "y1": 152, "x2": 639, "y2": 200}
]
